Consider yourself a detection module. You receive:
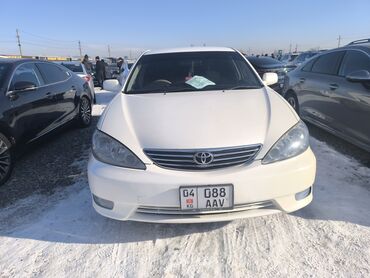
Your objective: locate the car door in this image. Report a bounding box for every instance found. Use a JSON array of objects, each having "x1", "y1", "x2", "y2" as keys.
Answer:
[
  {"x1": 330, "y1": 50, "x2": 370, "y2": 146},
  {"x1": 298, "y1": 51, "x2": 345, "y2": 129},
  {"x1": 6, "y1": 62, "x2": 58, "y2": 142},
  {"x1": 35, "y1": 62, "x2": 77, "y2": 130}
]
